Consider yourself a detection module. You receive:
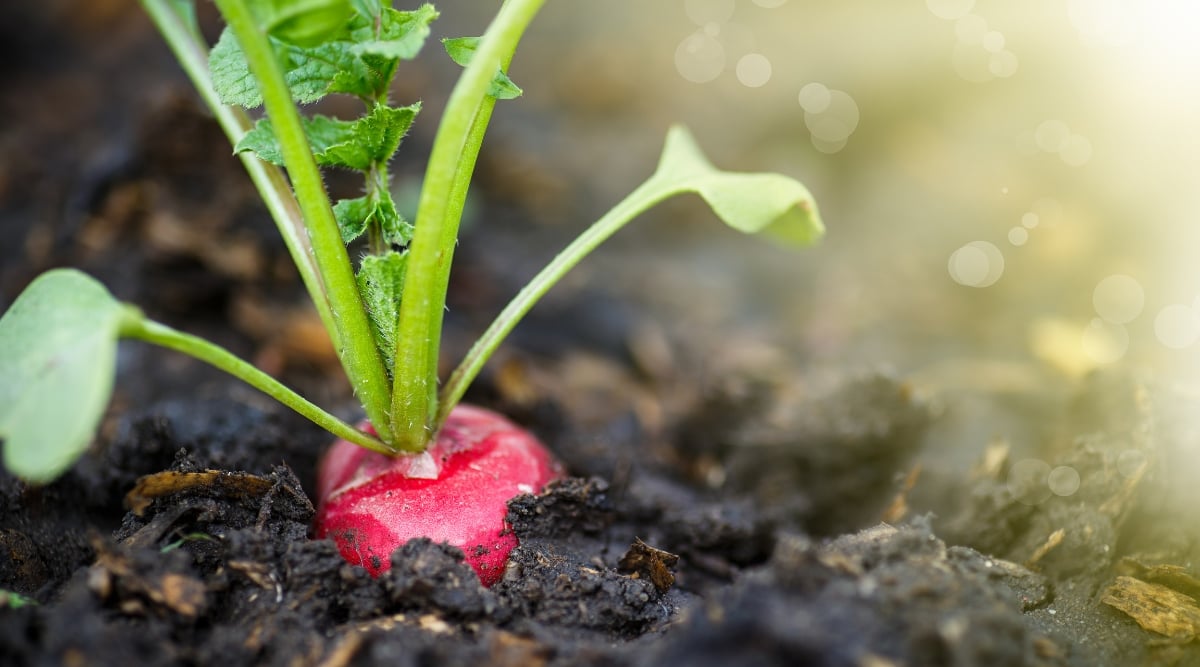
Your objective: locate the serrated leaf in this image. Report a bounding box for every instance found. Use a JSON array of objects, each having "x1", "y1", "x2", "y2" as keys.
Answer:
[
  {"x1": 211, "y1": 27, "x2": 372, "y2": 107},
  {"x1": 356, "y1": 251, "x2": 407, "y2": 377},
  {"x1": 236, "y1": 103, "x2": 418, "y2": 171},
  {"x1": 210, "y1": 28, "x2": 263, "y2": 107},
  {"x1": 0, "y1": 270, "x2": 126, "y2": 483},
  {"x1": 352, "y1": 5, "x2": 438, "y2": 60},
  {"x1": 375, "y1": 192, "x2": 412, "y2": 246},
  {"x1": 334, "y1": 194, "x2": 412, "y2": 245},
  {"x1": 653, "y1": 126, "x2": 823, "y2": 246},
  {"x1": 284, "y1": 41, "x2": 372, "y2": 102},
  {"x1": 334, "y1": 196, "x2": 373, "y2": 243},
  {"x1": 443, "y1": 36, "x2": 523, "y2": 100}
]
